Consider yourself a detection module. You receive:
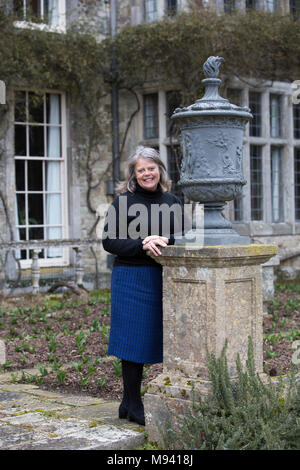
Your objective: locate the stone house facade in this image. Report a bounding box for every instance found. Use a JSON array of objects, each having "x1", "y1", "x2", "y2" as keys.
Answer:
[{"x1": 0, "y1": 0, "x2": 300, "y2": 292}]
